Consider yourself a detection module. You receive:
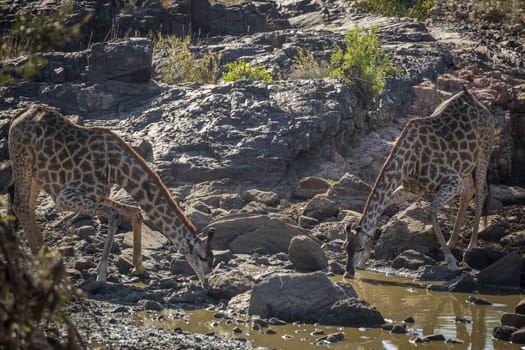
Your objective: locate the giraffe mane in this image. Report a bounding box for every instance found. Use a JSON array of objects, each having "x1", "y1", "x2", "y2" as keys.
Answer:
[
  {"x1": 96, "y1": 127, "x2": 197, "y2": 235},
  {"x1": 358, "y1": 117, "x2": 424, "y2": 226}
]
